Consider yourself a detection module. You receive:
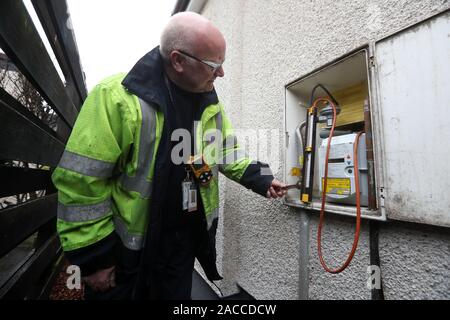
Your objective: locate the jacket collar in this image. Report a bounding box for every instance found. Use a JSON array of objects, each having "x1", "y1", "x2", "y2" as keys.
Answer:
[{"x1": 121, "y1": 46, "x2": 219, "y2": 114}]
